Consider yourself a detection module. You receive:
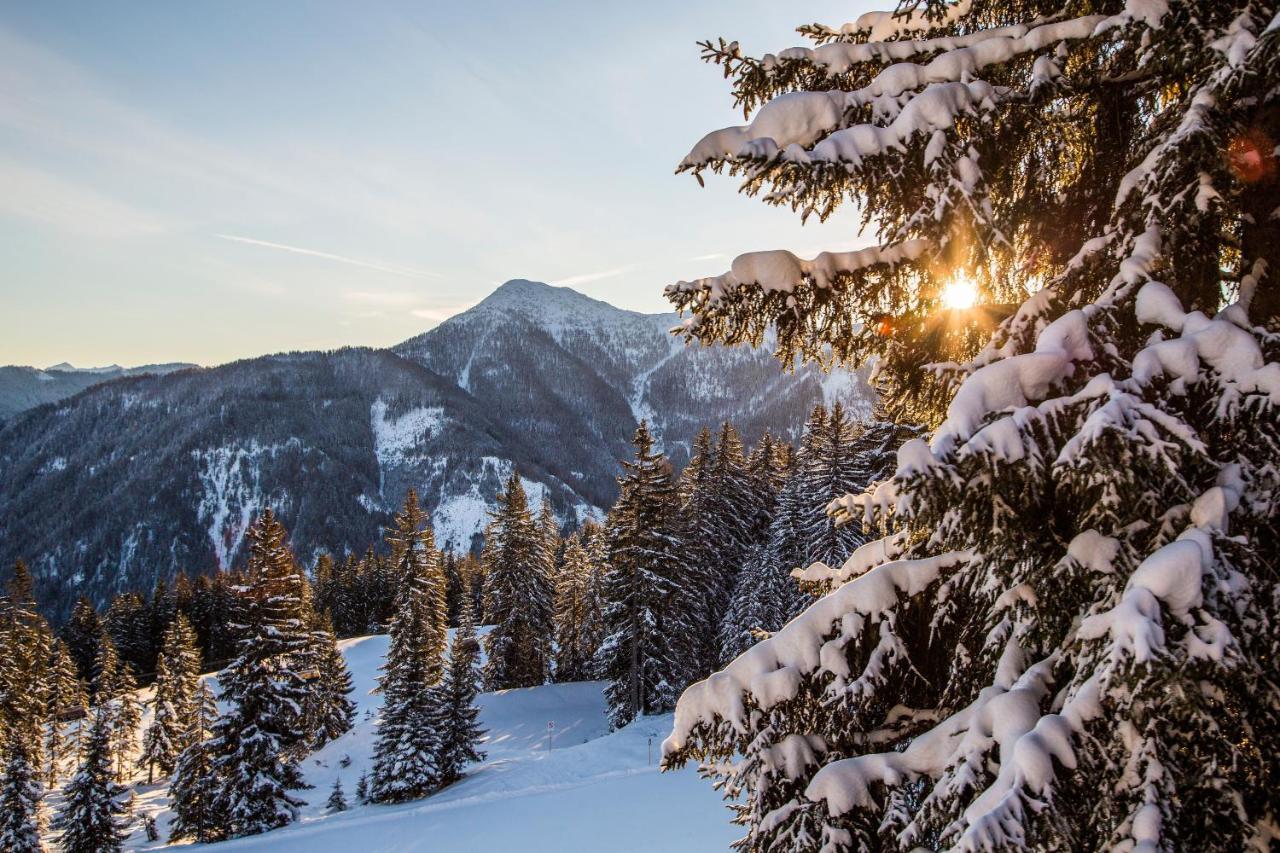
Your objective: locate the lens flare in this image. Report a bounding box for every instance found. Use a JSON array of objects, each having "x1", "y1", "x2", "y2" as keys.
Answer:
[{"x1": 940, "y1": 277, "x2": 979, "y2": 310}]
